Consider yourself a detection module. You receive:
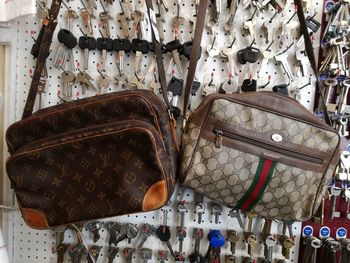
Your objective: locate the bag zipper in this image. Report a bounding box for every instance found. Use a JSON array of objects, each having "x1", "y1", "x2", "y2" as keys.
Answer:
[{"x1": 213, "y1": 127, "x2": 323, "y2": 165}]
